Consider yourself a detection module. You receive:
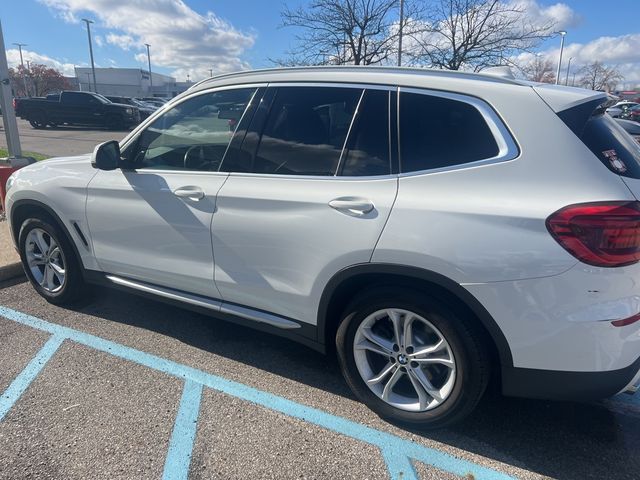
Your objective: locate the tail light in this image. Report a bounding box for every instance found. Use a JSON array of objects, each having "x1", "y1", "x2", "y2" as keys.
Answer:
[
  {"x1": 546, "y1": 201, "x2": 640, "y2": 267},
  {"x1": 12, "y1": 98, "x2": 16, "y2": 109}
]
